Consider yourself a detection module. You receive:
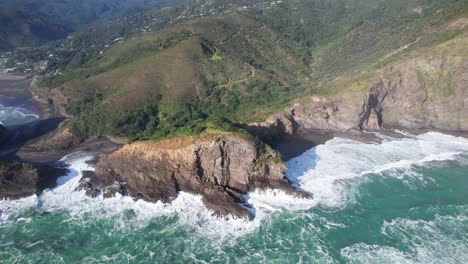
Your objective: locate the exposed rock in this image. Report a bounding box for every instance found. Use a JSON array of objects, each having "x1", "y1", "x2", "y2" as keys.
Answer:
[
  {"x1": 84, "y1": 133, "x2": 301, "y2": 218},
  {"x1": 0, "y1": 161, "x2": 68, "y2": 199},
  {"x1": 30, "y1": 126, "x2": 84, "y2": 151},
  {"x1": 250, "y1": 44, "x2": 468, "y2": 137},
  {"x1": 249, "y1": 93, "x2": 363, "y2": 142}
]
